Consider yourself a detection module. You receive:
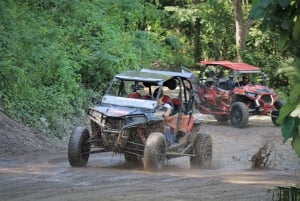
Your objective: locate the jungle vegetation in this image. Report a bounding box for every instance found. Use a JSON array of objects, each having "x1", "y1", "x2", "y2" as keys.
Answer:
[
  {"x1": 0, "y1": 0, "x2": 298, "y2": 155},
  {"x1": 251, "y1": 0, "x2": 300, "y2": 156}
]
